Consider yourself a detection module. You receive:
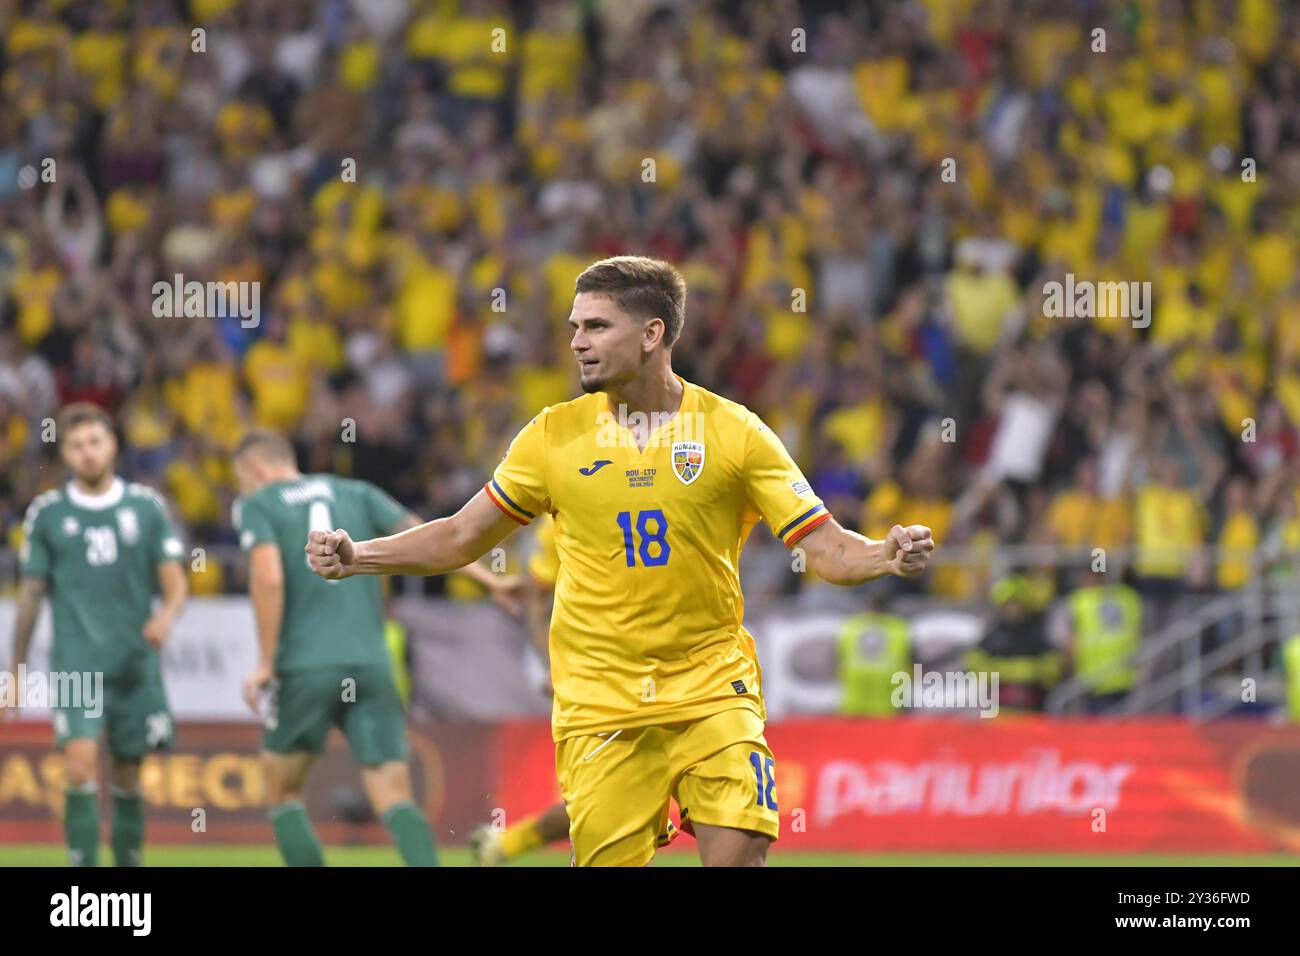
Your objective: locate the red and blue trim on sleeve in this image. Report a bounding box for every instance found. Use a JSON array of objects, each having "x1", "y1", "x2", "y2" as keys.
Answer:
[
  {"x1": 779, "y1": 504, "x2": 830, "y2": 547},
  {"x1": 484, "y1": 479, "x2": 533, "y2": 526}
]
